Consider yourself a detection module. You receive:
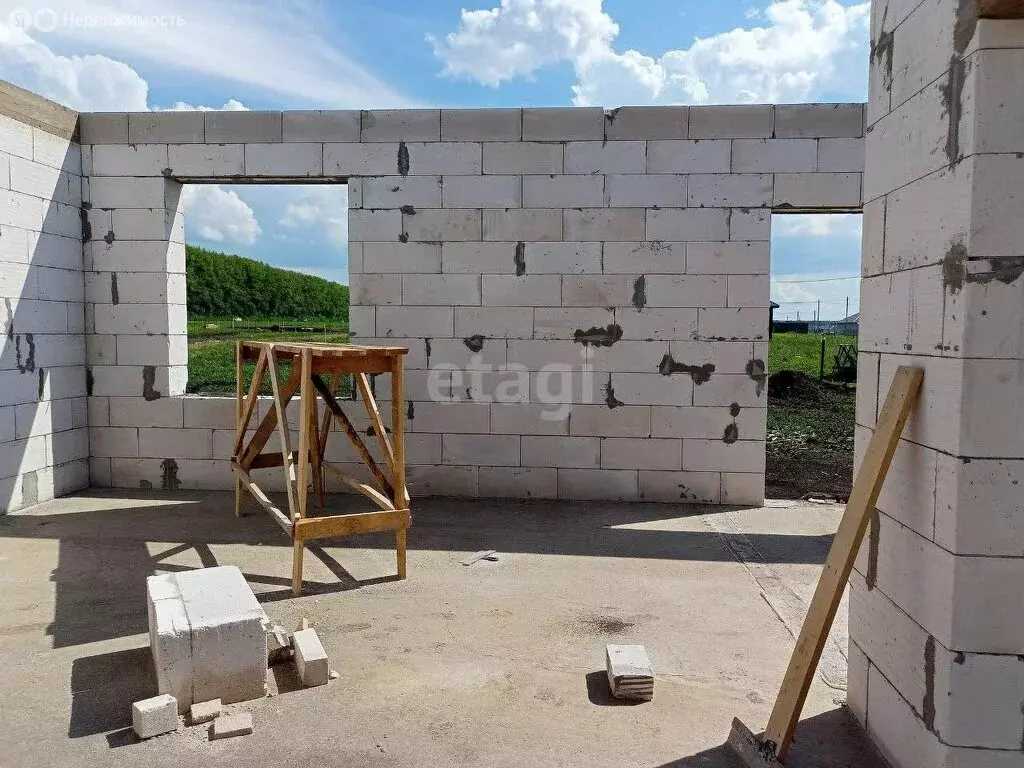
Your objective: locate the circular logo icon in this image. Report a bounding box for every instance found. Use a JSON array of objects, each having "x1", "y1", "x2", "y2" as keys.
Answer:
[{"x1": 33, "y1": 8, "x2": 59, "y2": 32}]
